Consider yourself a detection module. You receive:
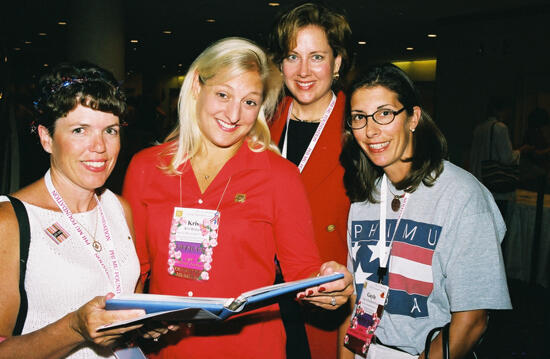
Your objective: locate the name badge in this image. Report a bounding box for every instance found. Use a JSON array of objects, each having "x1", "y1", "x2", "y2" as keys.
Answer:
[
  {"x1": 168, "y1": 207, "x2": 220, "y2": 281},
  {"x1": 344, "y1": 280, "x2": 389, "y2": 357}
]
